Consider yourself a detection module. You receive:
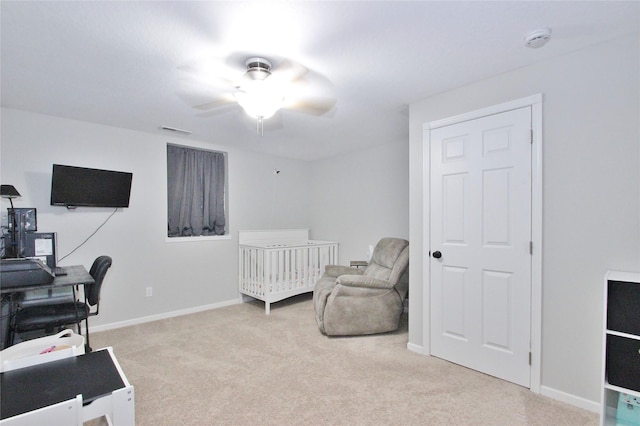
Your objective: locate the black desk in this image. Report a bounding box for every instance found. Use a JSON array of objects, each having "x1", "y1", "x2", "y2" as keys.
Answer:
[
  {"x1": 0, "y1": 265, "x2": 94, "y2": 295},
  {"x1": 0, "y1": 347, "x2": 134, "y2": 425},
  {"x1": 1, "y1": 265, "x2": 95, "y2": 349}
]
